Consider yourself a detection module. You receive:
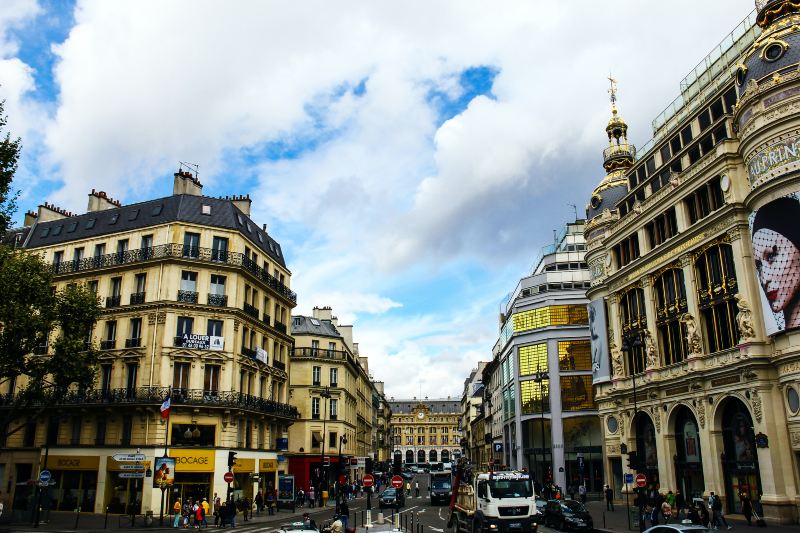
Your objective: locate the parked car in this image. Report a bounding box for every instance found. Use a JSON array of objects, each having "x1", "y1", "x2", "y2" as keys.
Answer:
[
  {"x1": 543, "y1": 499, "x2": 593, "y2": 531},
  {"x1": 400, "y1": 470, "x2": 415, "y2": 480},
  {"x1": 379, "y1": 488, "x2": 405, "y2": 509},
  {"x1": 643, "y1": 527, "x2": 712, "y2": 533}
]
